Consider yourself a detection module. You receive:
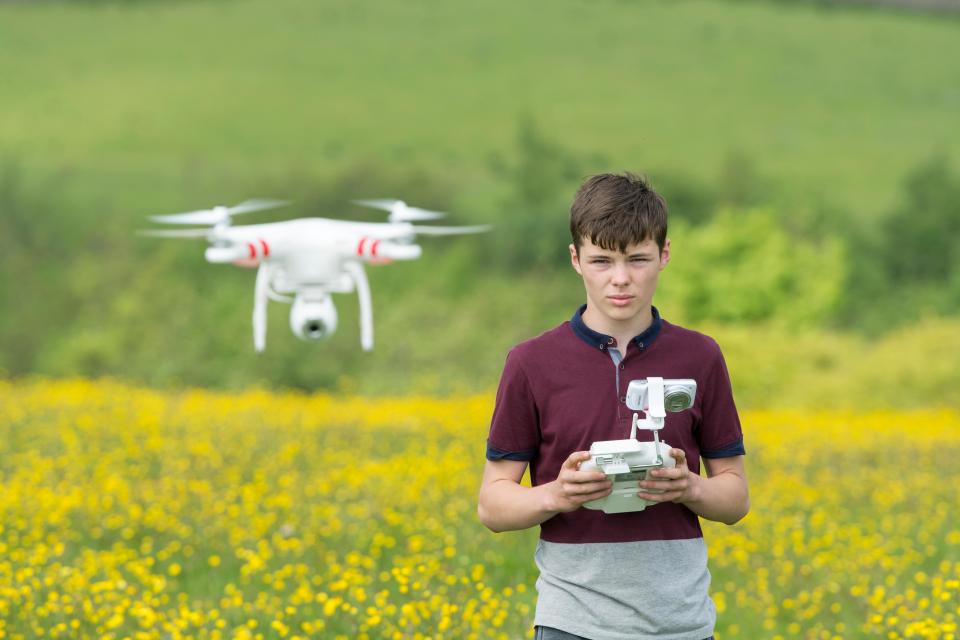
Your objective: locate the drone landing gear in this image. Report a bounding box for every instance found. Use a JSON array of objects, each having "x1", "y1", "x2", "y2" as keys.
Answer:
[
  {"x1": 253, "y1": 263, "x2": 270, "y2": 353},
  {"x1": 251, "y1": 261, "x2": 374, "y2": 353},
  {"x1": 343, "y1": 262, "x2": 373, "y2": 352}
]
